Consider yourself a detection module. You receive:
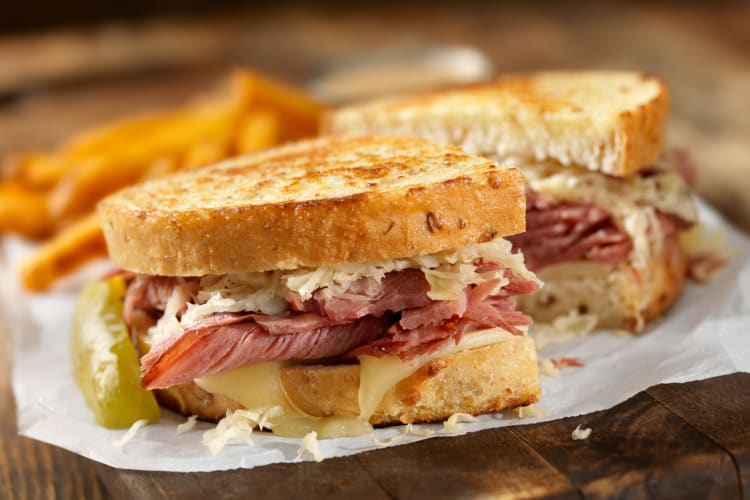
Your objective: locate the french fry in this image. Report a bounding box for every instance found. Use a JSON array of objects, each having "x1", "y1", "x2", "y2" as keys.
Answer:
[
  {"x1": 48, "y1": 104, "x2": 243, "y2": 220},
  {"x1": 26, "y1": 79, "x2": 248, "y2": 197},
  {"x1": 234, "y1": 109, "x2": 281, "y2": 154},
  {"x1": 0, "y1": 152, "x2": 68, "y2": 191},
  {"x1": 20, "y1": 154, "x2": 67, "y2": 189},
  {"x1": 138, "y1": 157, "x2": 179, "y2": 181},
  {"x1": 231, "y1": 70, "x2": 322, "y2": 140},
  {"x1": 60, "y1": 110, "x2": 206, "y2": 161},
  {"x1": 46, "y1": 63, "x2": 249, "y2": 162},
  {"x1": 0, "y1": 157, "x2": 21, "y2": 181},
  {"x1": 0, "y1": 183, "x2": 51, "y2": 238},
  {"x1": 19, "y1": 213, "x2": 106, "y2": 292},
  {"x1": 46, "y1": 157, "x2": 132, "y2": 221},
  {"x1": 64, "y1": 114, "x2": 171, "y2": 156},
  {"x1": 182, "y1": 141, "x2": 227, "y2": 170},
  {"x1": 2, "y1": 152, "x2": 43, "y2": 181},
  {"x1": 5, "y1": 68, "x2": 327, "y2": 291}
]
